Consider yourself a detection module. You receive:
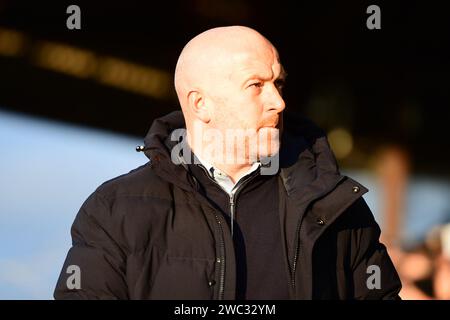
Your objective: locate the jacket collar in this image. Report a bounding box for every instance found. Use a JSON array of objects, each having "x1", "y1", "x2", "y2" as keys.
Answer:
[
  {"x1": 142, "y1": 111, "x2": 194, "y2": 191},
  {"x1": 142, "y1": 110, "x2": 350, "y2": 196}
]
